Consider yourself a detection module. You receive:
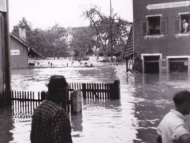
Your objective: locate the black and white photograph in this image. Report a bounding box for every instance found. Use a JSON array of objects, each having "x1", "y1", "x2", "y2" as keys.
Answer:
[{"x1": 1, "y1": 0, "x2": 190, "y2": 143}]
